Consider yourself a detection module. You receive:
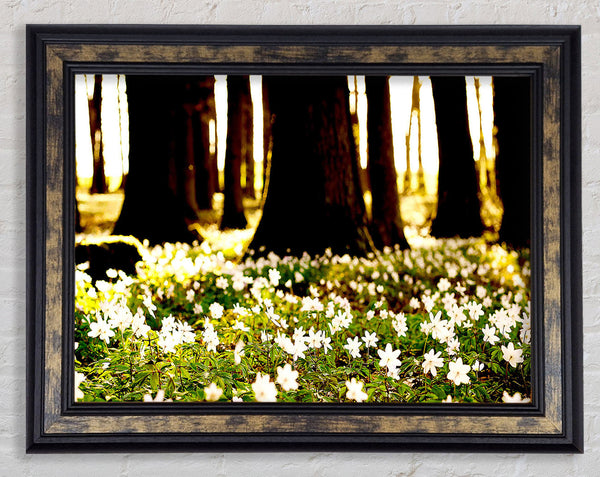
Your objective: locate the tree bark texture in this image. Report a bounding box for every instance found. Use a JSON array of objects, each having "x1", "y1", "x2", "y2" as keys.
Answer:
[
  {"x1": 220, "y1": 76, "x2": 249, "y2": 230},
  {"x1": 113, "y1": 76, "x2": 200, "y2": 244},
  {"x1": 430, "y1": 76, "x2": 484, "y2": 238},
  {"x1": 250, "y1": 76, "x2": 373, "y2": 257},
  {"x1": 365, "y1": 76, "x2": 409, "y2": 250},
  {"x1": 89, "y1": 74, "x2": 107, "y2": 194},
  {"x1": 494, "y1": 76, "x2": 531, "y2": 248},
  {"x1": 193, "y1": 76, "x2": 218, "y2": 209}
]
